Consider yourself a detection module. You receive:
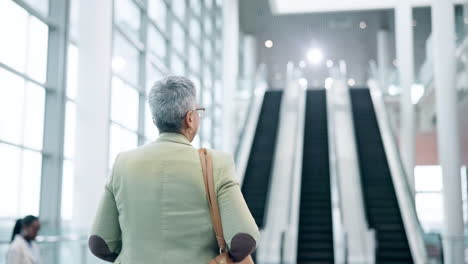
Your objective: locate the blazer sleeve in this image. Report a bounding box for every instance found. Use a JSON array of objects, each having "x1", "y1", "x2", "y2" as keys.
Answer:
[
  {"x1": 216, "y1": 153, "x2": 260, "y2": 249},
  {"x1": 89, "y1": 155, "x2": 122, "y2": 259}
]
